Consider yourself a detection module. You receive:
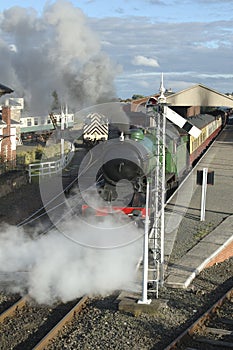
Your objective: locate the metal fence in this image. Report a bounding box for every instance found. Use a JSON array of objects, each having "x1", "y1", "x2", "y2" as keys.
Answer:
[{"x1": 28, "y1": 144, "x2": 75, "y2": 183}]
